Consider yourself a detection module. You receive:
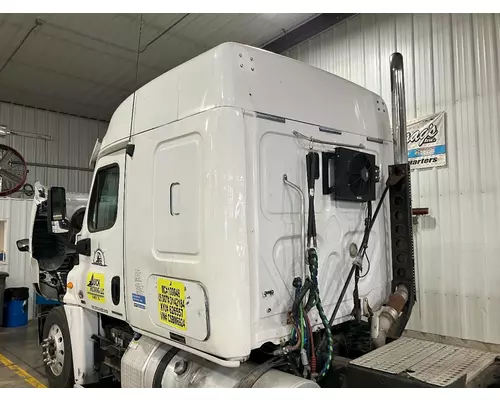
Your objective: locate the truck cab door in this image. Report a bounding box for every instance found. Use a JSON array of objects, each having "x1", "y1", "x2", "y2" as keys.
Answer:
[{"x1": 71, "y1": 149, "x2": 126, "y2": 319}]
